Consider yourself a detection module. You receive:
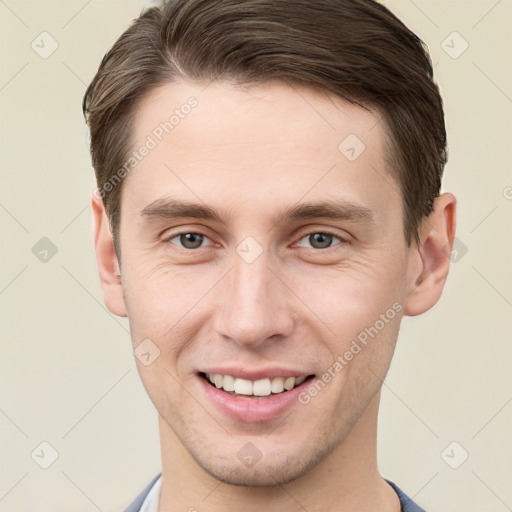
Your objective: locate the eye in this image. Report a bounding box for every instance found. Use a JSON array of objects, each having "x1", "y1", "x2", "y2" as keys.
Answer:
[
  {"x1": 296, "y1": 231, "x2": 345, "y2": 250},
  {"x1": 167, "y1": 232, "x2": 213, "y2": 250}
]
